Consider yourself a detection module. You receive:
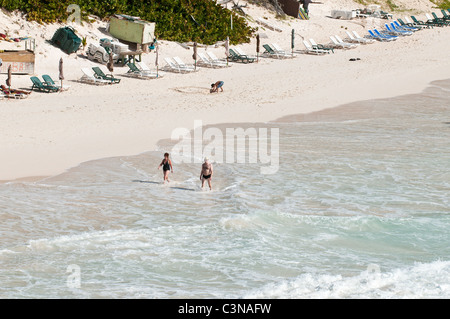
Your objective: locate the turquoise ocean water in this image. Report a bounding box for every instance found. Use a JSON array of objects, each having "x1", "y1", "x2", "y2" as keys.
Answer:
[{"x1": 0, "y1": 79, "x2": 449, "y2": 298}]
